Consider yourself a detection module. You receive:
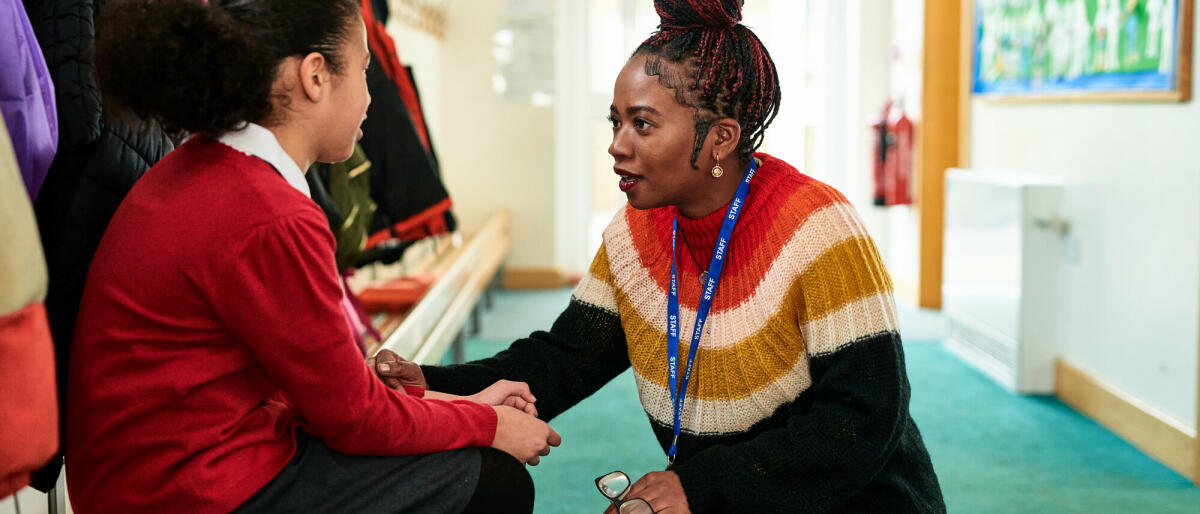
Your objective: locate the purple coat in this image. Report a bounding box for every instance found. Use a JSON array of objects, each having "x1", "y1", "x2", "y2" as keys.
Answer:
[{"x1": 1, "y1": 0, "x2": 57, "y2": 199}]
